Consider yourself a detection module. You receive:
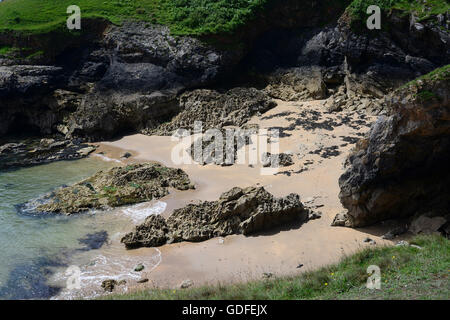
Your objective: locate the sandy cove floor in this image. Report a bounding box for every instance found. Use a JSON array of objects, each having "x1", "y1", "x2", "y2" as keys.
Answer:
[{"x1": 90, "y1": 99, "x2": 396, "y2": 294}]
